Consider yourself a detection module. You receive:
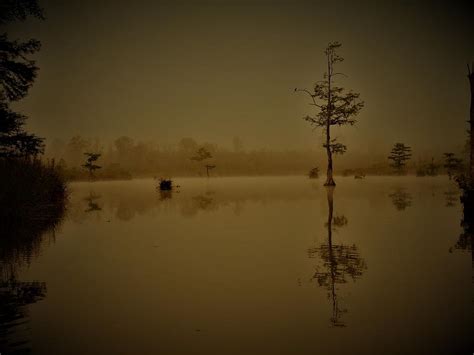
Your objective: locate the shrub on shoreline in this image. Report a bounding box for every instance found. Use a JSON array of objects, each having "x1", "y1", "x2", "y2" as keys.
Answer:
[{"x1": 0, "y1": 158, "x2": 67, "y2": 226}]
